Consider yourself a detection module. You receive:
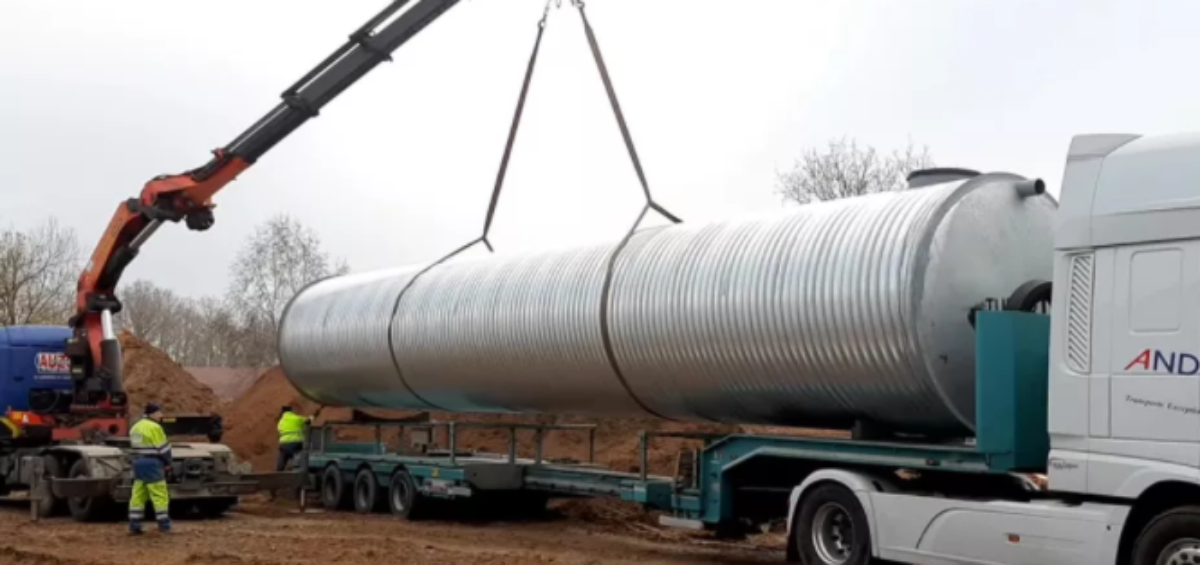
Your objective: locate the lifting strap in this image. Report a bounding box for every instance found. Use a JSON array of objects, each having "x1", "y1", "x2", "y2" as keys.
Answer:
[
  {"x1": 573, "y1": 0, "x2": 681, "y2": 225},
  {"x1": 384, "y1": 0, "x2": 684, "y2": 420},
  {"x1": 571, "y1": 0, "x2": 683, "y2": 422},
  {"x1": 384, "y1": 0, "x2": 553, "y2": 410}
]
